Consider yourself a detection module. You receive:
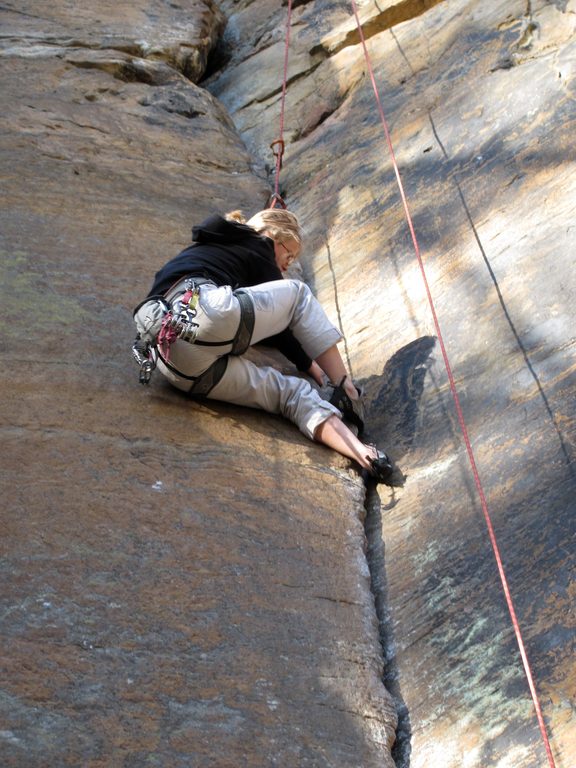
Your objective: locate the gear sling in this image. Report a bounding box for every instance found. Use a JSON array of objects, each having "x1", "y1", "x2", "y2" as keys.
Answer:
[{"x1": 132, "y1": 277, "x2": 255, "y2": 394}]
